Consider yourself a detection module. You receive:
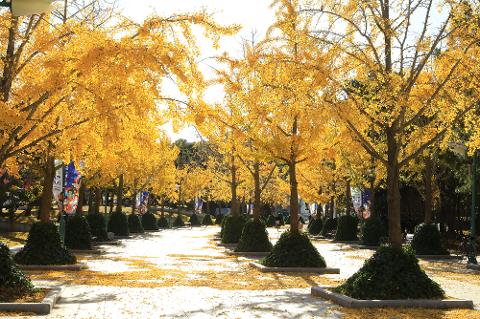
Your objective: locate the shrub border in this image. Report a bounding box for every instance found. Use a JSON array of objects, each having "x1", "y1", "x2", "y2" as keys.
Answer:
[
  {"x1": 0, "y1": 286, "x2": 63, "y2": 315},
  {"x1": 311, "y1": 286, "x2": 473, "y2": 309},
  {"x1": 467, "y1": 263, "x2": 480, "y2": 271},
  {"x1": 250, "y1": 262, "x2": 339, "y2": 274}
]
